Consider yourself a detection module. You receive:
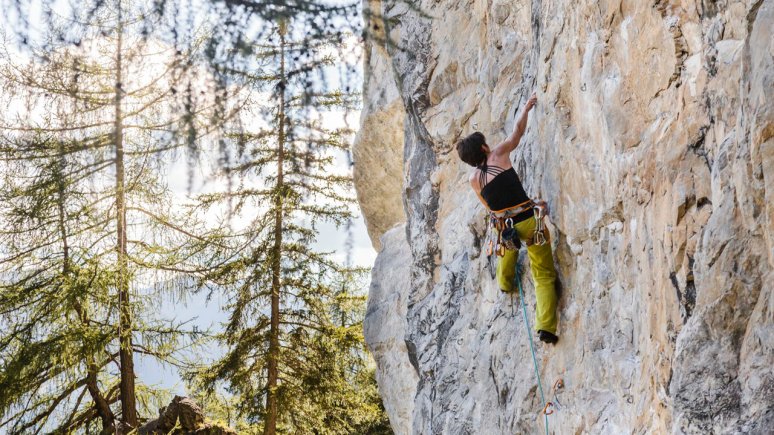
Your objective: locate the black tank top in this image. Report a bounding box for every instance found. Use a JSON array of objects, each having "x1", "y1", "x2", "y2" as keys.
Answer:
[{"x1": 478, "y1": 164, "x2": 531, "y2": 212}]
